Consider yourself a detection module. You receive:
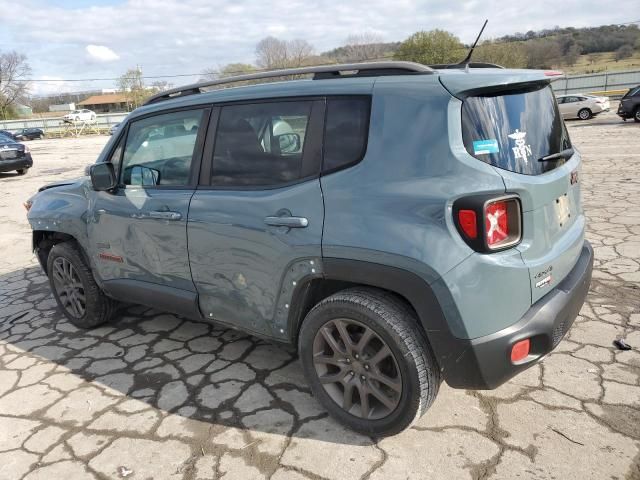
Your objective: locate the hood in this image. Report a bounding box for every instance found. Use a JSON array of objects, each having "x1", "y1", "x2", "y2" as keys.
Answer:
[{"x1": 38, "y1": 177, "x2": 87, "y2": 192}]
